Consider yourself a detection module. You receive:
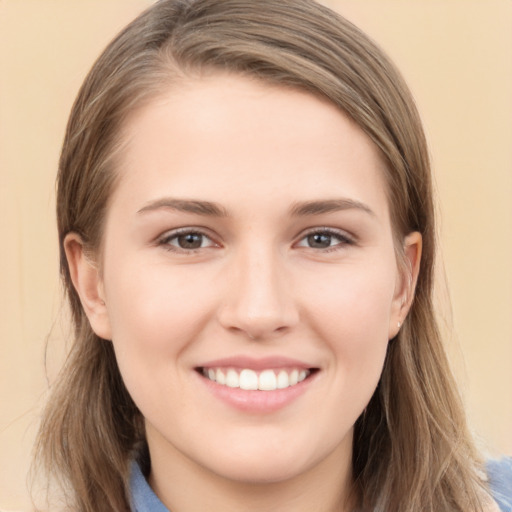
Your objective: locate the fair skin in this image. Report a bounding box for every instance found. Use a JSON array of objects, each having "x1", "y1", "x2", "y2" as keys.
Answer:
[{"x1": 66, "y1": 74, "x2": 422, "y2": 512}]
